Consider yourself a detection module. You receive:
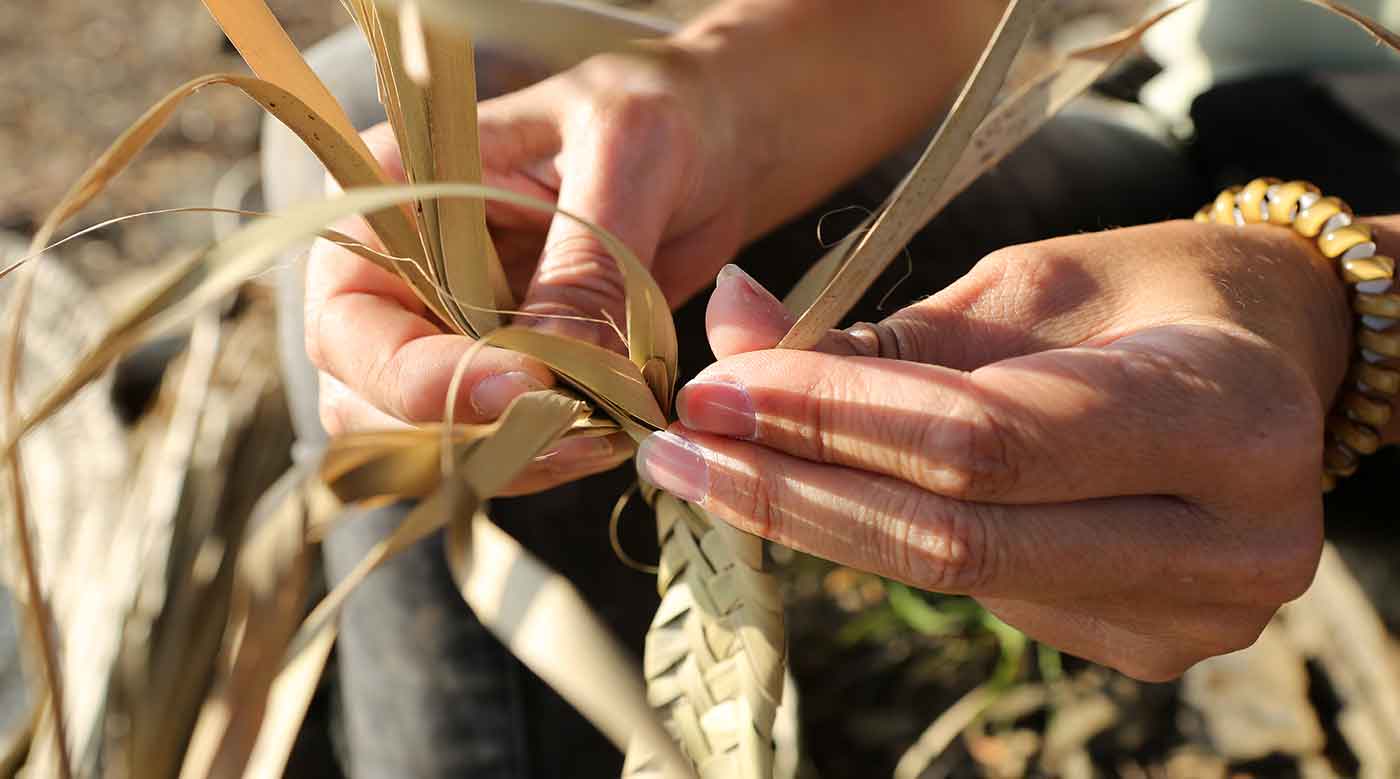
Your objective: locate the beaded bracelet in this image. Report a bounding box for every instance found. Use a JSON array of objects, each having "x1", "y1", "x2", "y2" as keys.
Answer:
[{"x1": 1195, "y1": 179, "x2": 1395, "y2": 492}]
